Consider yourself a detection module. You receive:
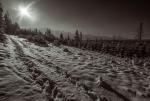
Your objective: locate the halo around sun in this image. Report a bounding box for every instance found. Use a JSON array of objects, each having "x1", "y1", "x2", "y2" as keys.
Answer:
[
  {"x1": 18, "y1": 6, "x2": 31, "y2": 18},
  {"x1": 16, "y1": 1, "x2": 38, "y2": 22}
]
